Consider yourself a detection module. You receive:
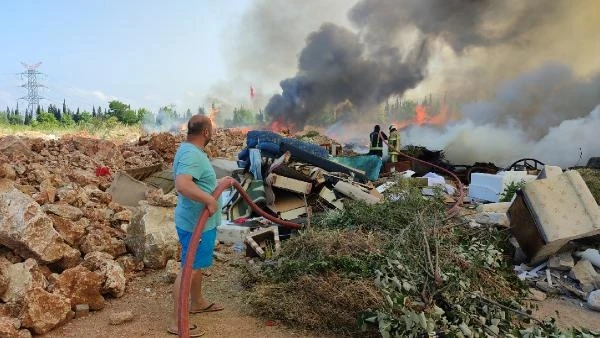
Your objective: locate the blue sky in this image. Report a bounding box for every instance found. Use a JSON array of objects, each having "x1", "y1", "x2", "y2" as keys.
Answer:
[{"x1": 0, "y1": 0, "x2": 253, "y2": 112}]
